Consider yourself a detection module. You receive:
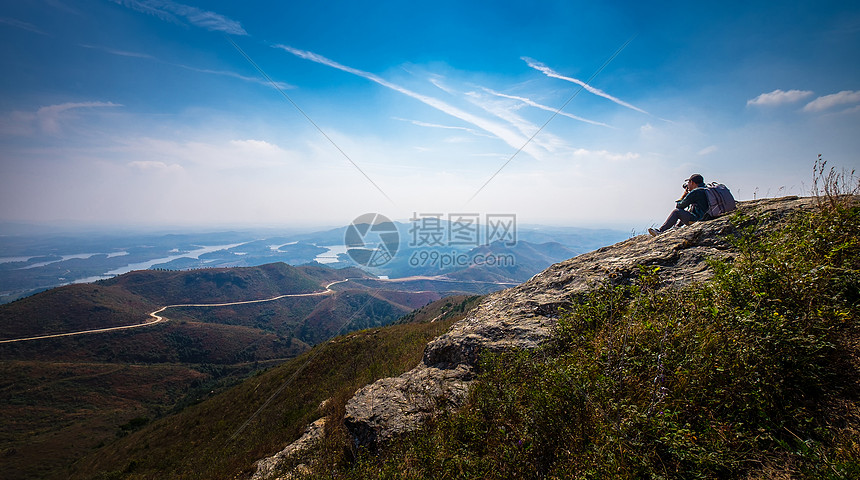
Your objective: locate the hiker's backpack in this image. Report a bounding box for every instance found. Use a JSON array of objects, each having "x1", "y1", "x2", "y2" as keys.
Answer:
[{"x1": 704, "y1": 182, "x2": 736, "y2": 218}]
